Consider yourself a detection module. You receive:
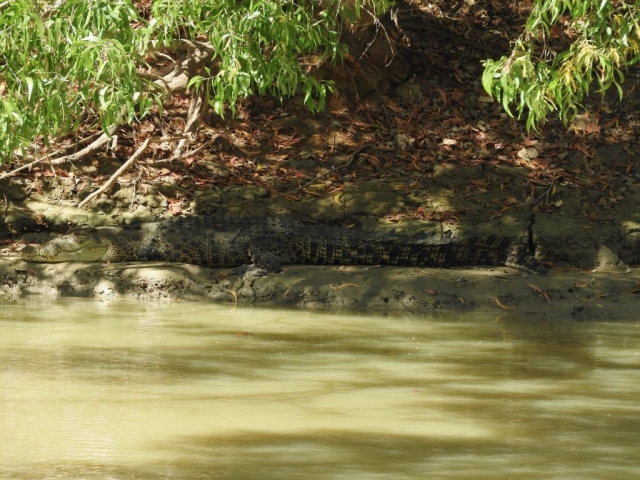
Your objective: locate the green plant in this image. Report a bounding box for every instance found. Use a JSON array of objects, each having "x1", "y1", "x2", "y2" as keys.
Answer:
[
  {"x1": 482, "y1": 0, "x2": 640, "y2": 129},
  {"x1": 0, "y1": 0, "x2": 391, "y2": 163}
]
